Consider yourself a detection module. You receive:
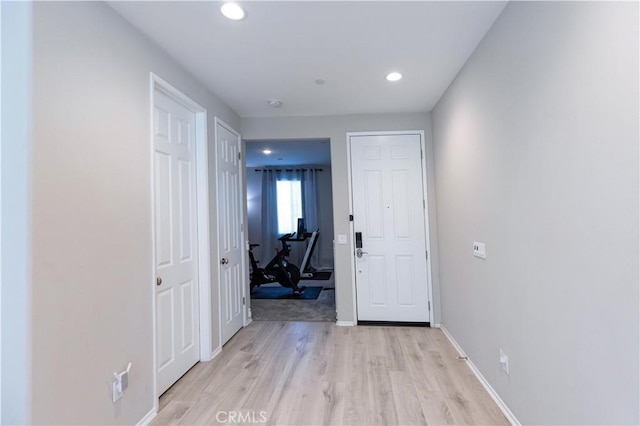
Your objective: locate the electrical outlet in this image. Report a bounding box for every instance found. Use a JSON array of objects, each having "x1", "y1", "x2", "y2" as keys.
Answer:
[
  {"x1": 121, "y1": 370, "x2": 129, "y2": 392},
  {"x1": 112, "y1": 376, "x2": 123, "y2": 402},
  {"x1": 473, "y1": 242, "x2": 486, "y2": 259},
  {"x1": 112, "y1": 363, "x2": 132, "y2": 402},
  {"x1": 499, "y1": 349, "x2": 509, "y2": 374}
]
